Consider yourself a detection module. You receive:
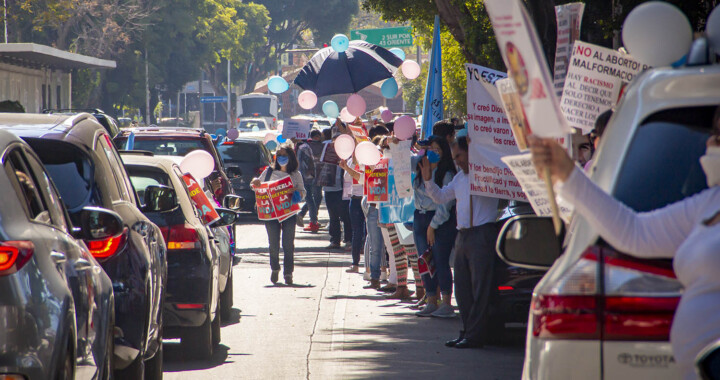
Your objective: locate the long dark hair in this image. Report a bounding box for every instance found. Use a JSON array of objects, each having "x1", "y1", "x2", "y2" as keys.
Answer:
[
  {"x1": 274, "y1": 145, "x2": 299, "y2": 173},
  {"x1": 415, "y1": 135, "x2": 456, "y2": 187}
]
